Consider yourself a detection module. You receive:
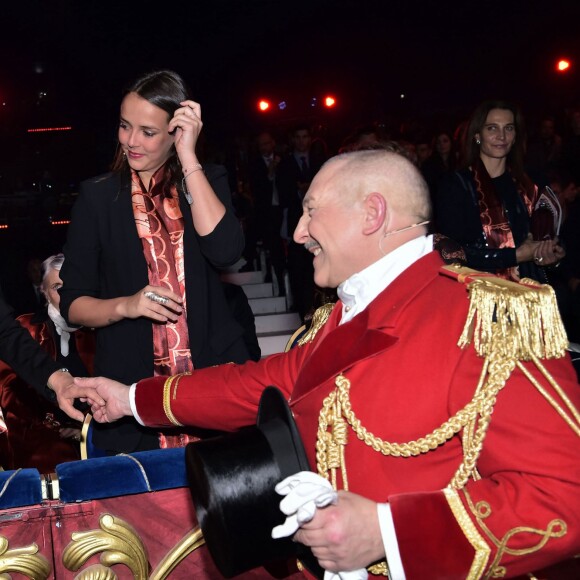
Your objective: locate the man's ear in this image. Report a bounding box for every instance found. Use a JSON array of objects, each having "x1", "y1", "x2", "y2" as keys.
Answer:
[{"x1": 362, "y1": 192, "x2": 387, "y2": 235}]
